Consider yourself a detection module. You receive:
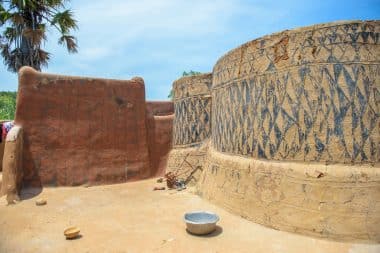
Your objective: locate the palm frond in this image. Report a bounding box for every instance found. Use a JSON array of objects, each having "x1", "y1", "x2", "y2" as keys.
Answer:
[
  {"x1": 0, "y1": 4, "x2": 11, "y2": 25},
  {"x1": 4, "y1": 27, "x2": 18, "y2": 44},
  {"x1": 0, "y1": 42, "x2": 11, "y2": 63},
  {"x1": 45, "y1": 0, "x2": 65, "y2": 8},
  {"x1": 58, "y1": 34, "x2": 77, "y2": 53},
  {"x1": 52, "y1": 9, "x2": 77, "y2": 33},
  {"x1": 10, "y1": 12, "x2": 24, "y2": 25},
  {"x1": 35, "y1": 48, "x2": 50, "y2": 67},
  {"x1": 22, "y1": 28, "x2": 46, "y2": 45}
]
